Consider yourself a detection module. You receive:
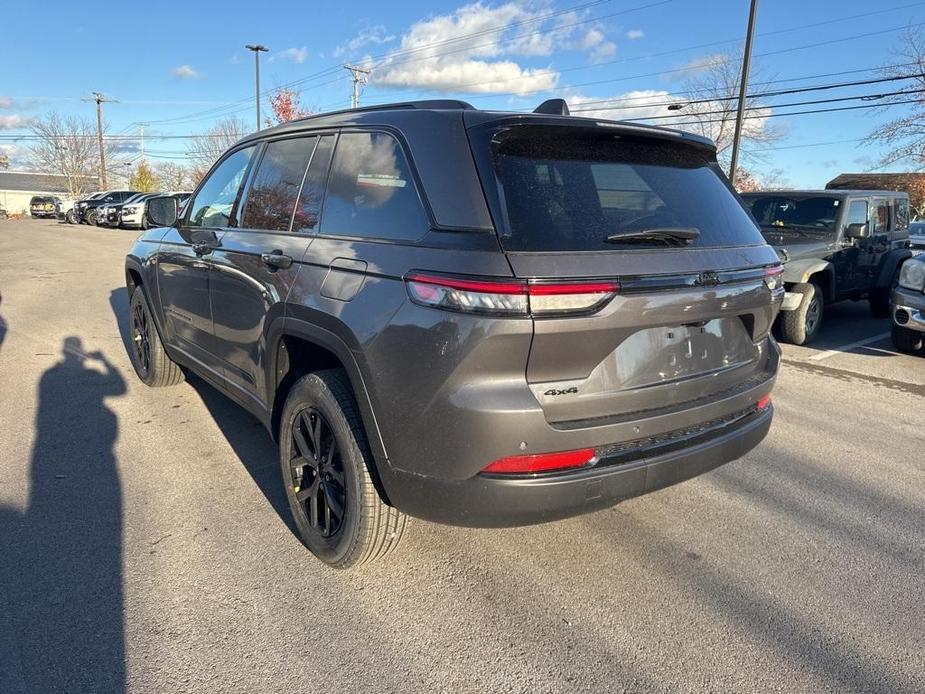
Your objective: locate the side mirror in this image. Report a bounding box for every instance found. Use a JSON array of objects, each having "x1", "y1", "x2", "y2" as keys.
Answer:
[
  {"x1": 845, "y1": 222, "x2": 870, "y2": 240},
  {"x1": 146, "y1": 196, "x2": 179, "y2": 228}
]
